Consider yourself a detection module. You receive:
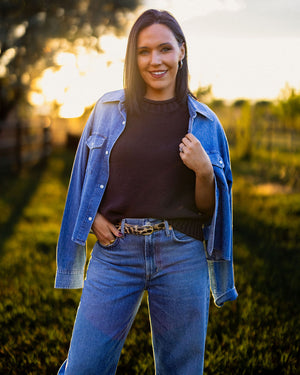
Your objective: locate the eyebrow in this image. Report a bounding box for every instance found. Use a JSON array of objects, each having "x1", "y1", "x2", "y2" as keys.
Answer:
[{"x1": 137, "y1": 42, "x2": 172, "y2": 50}]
